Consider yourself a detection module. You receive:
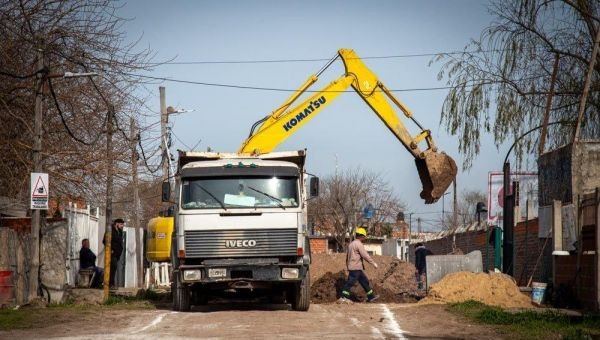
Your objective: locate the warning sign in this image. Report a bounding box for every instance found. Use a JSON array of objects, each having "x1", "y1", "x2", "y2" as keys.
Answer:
[{"x1": 31, "y1": 172, "x2": 49, "y2": 210}]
